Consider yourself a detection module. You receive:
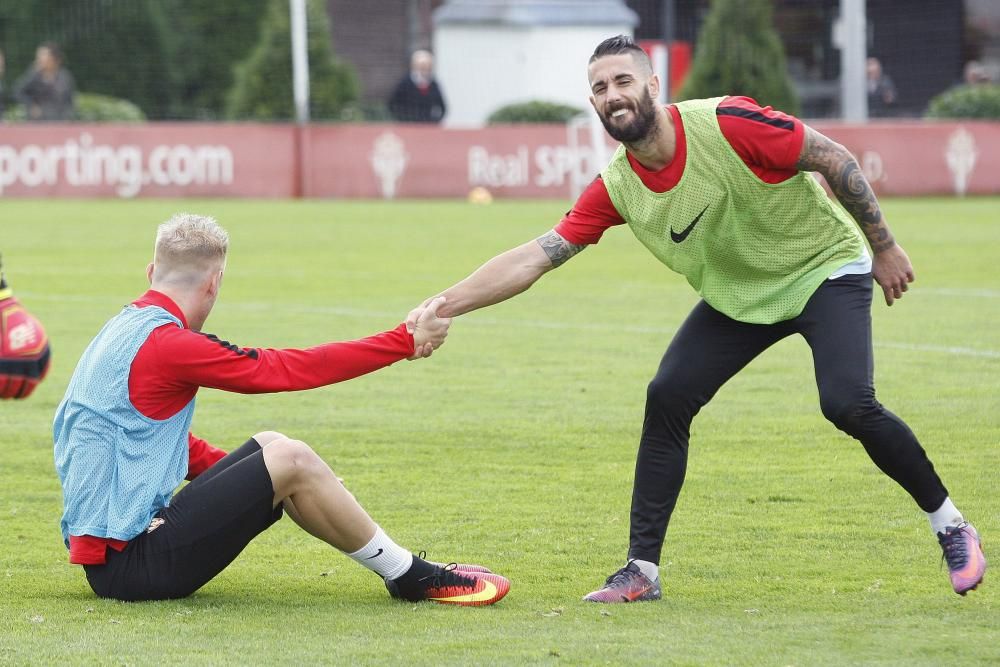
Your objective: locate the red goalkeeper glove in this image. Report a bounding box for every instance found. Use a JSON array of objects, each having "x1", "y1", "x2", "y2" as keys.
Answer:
[{"x1": 0, "y1": 281, "x2": 51, "y2": 400}]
